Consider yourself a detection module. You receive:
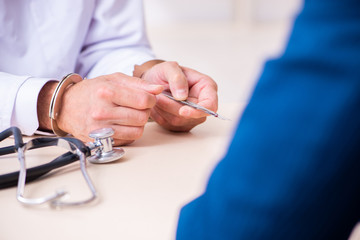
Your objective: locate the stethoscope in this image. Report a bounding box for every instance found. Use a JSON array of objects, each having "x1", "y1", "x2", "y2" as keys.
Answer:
[{"x1": 0, "y1": 126, "x2": 124, "y2": 207}]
